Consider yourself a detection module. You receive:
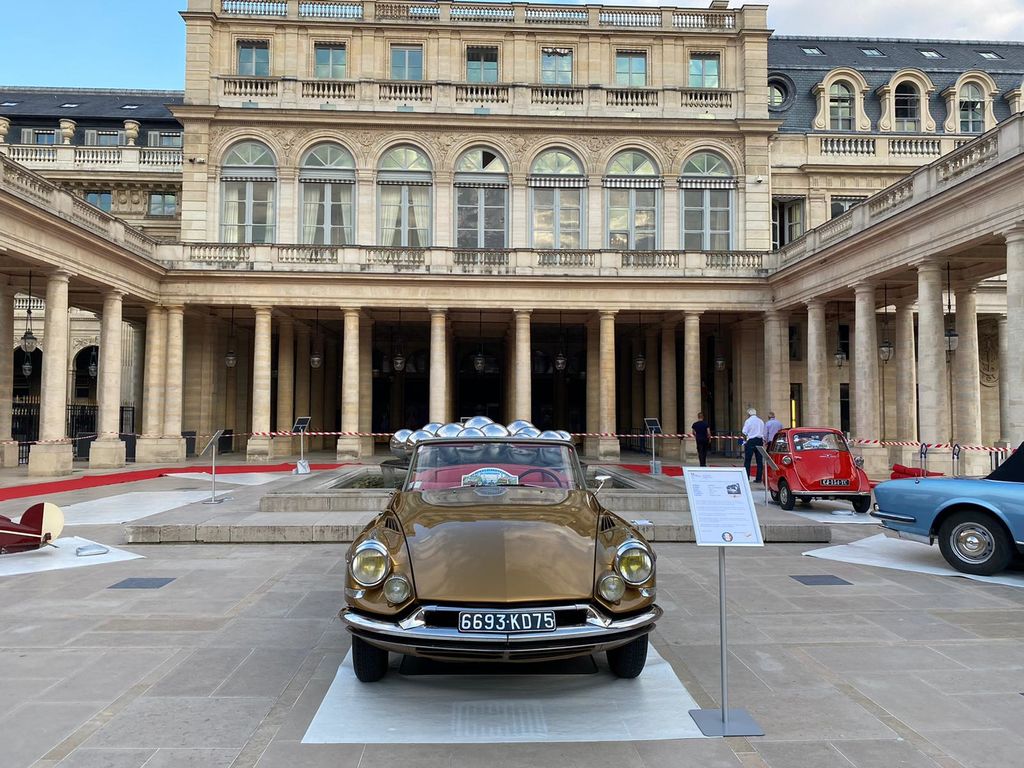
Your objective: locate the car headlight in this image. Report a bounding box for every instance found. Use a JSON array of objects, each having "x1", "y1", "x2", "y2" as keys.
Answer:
[
  {"x1": 615, "y1": 542, "x2": 654, "y2": 585},
  {"x1": 350, "y1": 541, "x2": 391, "y2": 587},
  {"x1": 598, "y1": 574, "x2": 626, "y2": 602},
  {"x1": 383, "y1": 575, "x2": 412, "y2": 604}
]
